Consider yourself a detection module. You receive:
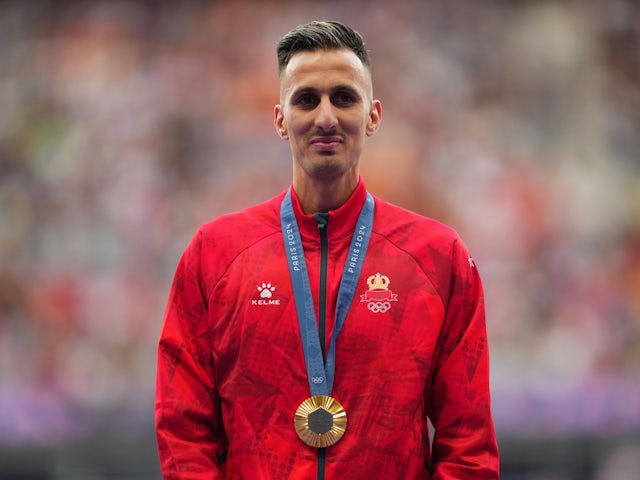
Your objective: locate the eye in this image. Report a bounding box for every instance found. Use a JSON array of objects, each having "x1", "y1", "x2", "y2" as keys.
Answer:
[
  {"x1": 294, "y1": 93, "x2": 319, "y2": 108},
  {"x1": 332, "y1": 91, "x2": 357, "y2": 107}
]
